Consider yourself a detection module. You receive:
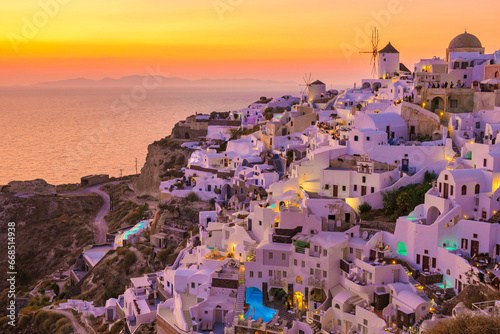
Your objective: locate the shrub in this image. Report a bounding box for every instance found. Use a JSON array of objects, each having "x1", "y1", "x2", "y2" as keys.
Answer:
[
  {"x1": 186, "y1": 192, "x2": 199, "y2": 202},
  {"x1": 423, "y1": 170, "x2": 438, "y2": 183},
  {"x1": 358, "y1": 202, "x2": 372, "y2": 214},
  {"x1": 123, "y1": 251, "x2": 137, "y2": 267},
  {"x1": 428, "y1": 314, "x2": 500, "y2": 334}
]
